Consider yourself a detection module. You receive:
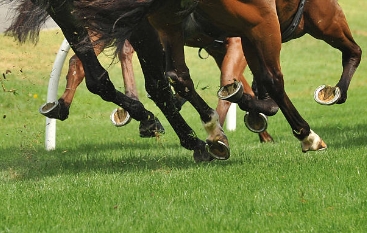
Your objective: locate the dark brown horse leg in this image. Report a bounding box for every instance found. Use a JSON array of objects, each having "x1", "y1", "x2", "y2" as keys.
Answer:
[
  {"x1": 305, "y1": 0, "x2": 362, "y2": 104},
  {"x1": 149, "y1": 14, "x2": 229, "y2": 160},
  {"x1": 129, "y1": 19, "x2": 214, "y2": 162},
  {"x1": 39, "y1": 33, "x2": 105, "y2": 120},
  {"x1": 43, "y1": 2, "x2": 161, "y2": 131},
  {"x1": 112, "y1": 39, "x2": 165, "y2": 136}
]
